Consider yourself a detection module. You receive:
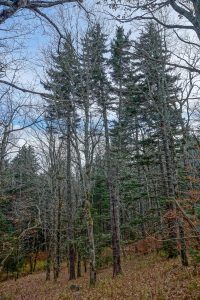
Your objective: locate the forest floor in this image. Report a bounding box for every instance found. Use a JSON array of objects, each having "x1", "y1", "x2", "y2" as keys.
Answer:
[{"x1": 1, "y1": 253, "x2": 200, "y2": 300}]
